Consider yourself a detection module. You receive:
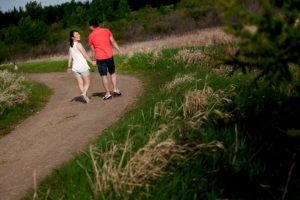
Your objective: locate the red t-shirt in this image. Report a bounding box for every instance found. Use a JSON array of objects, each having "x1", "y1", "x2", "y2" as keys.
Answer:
[{"x1": 89, "y1": 27, "x2": 113, "y2": 60}]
